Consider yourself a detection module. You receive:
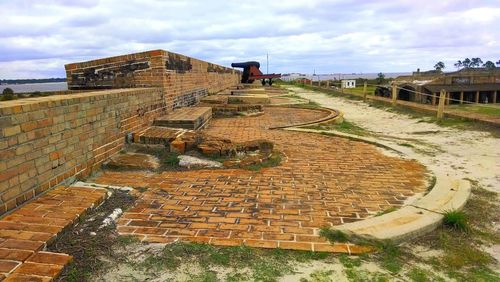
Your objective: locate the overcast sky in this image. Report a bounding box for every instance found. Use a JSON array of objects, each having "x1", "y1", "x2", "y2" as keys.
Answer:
[{"x1": 1, "y1": 0, "x2": 499, "y2": 78}]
